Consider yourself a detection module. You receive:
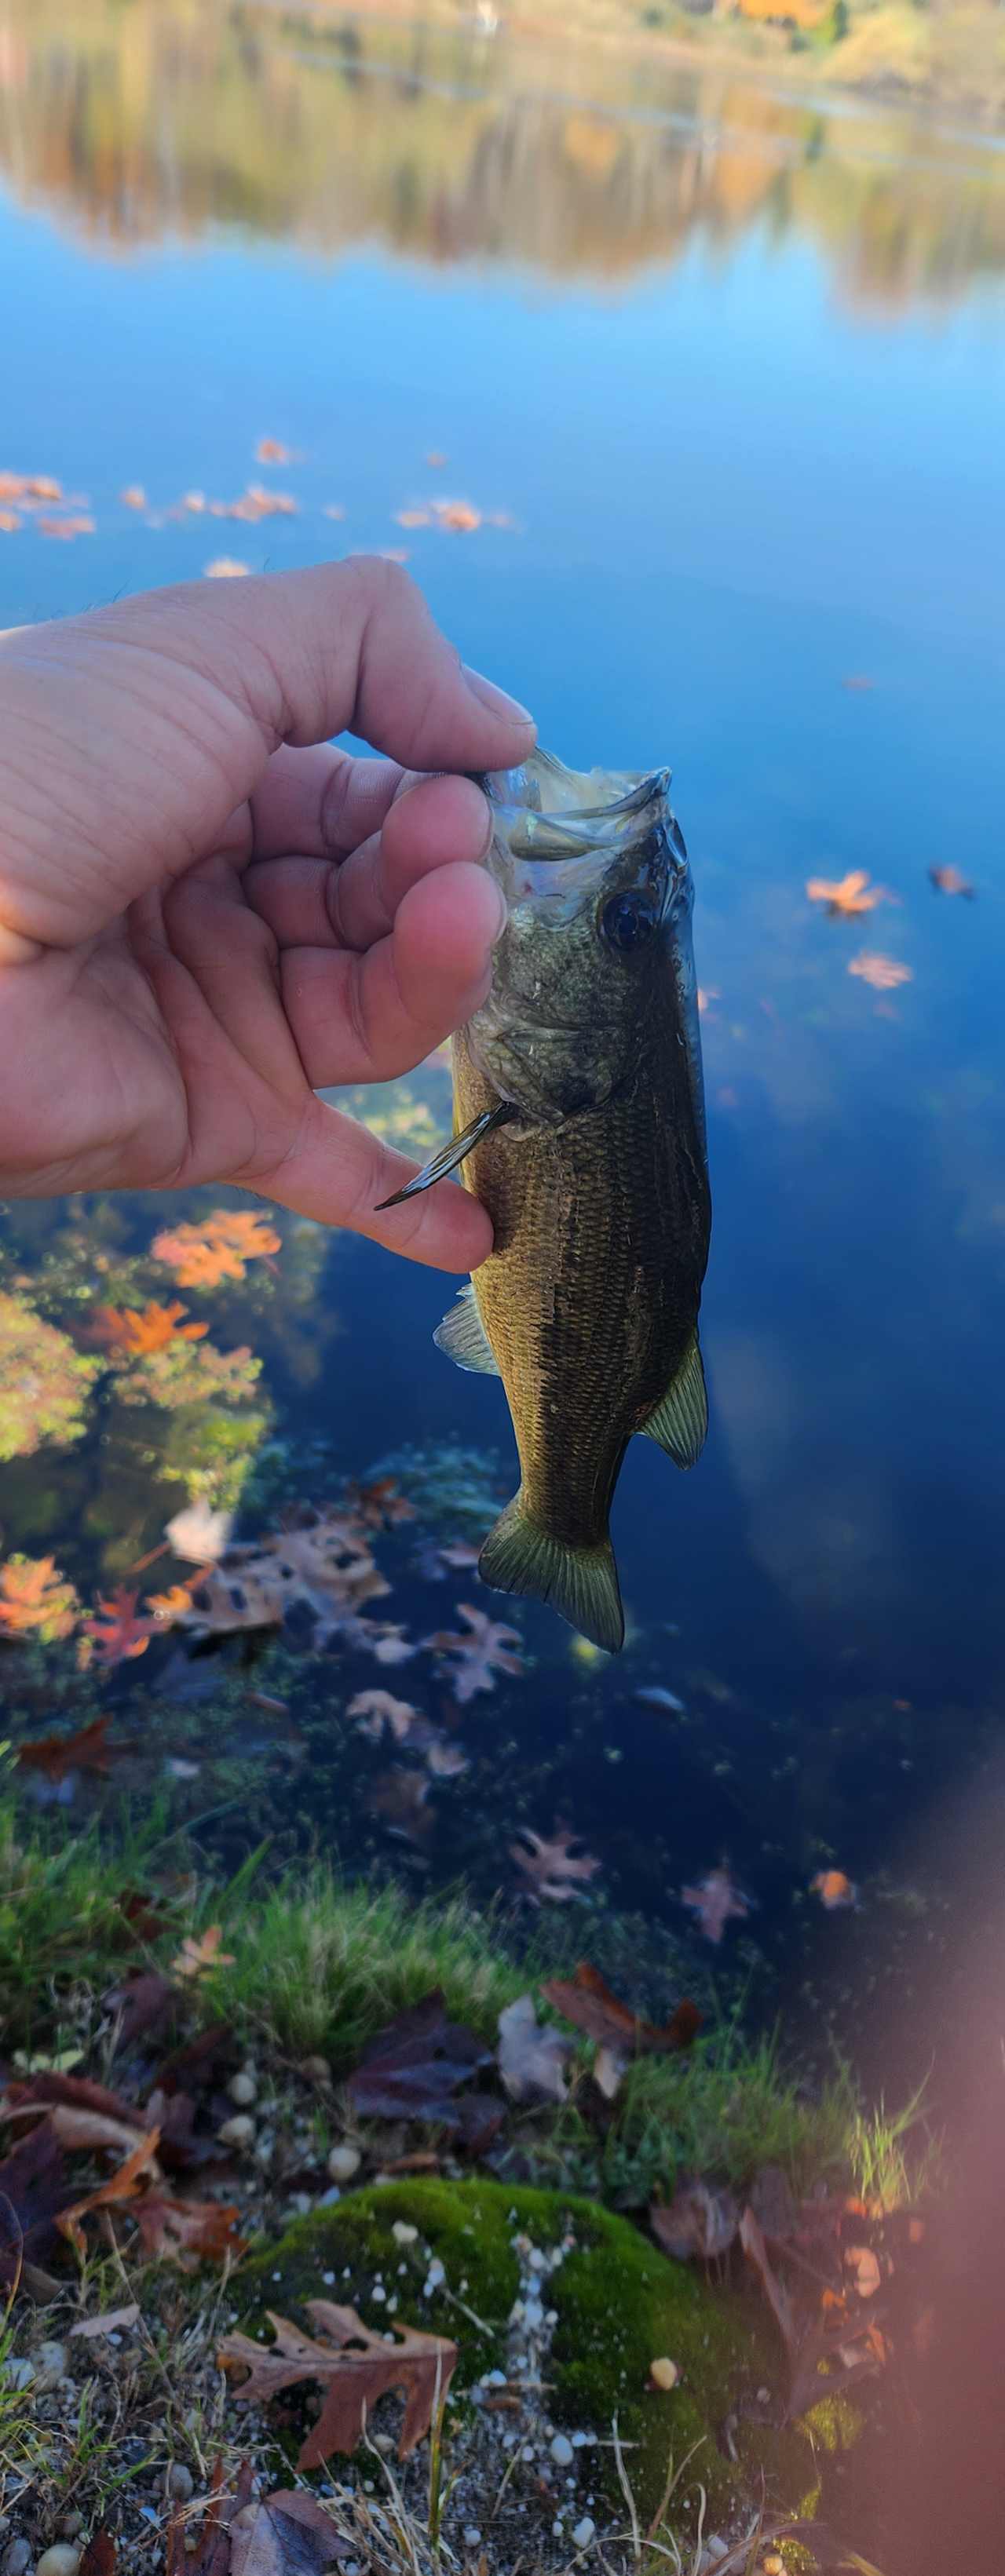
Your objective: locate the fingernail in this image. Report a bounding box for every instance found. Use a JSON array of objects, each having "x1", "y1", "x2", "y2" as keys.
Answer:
[
  {"x1": 488, "y1": 879, "x2": 508, "y2": 943},
  {"x1": 462, "y1": 665, "x2": 535, "y2": 728}
]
